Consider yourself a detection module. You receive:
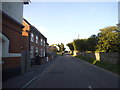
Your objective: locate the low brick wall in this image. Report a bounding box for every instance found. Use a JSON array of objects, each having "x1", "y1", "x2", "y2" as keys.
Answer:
[{"x1": 78, "y1": 52, "x2": 118, "y2": 64}]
